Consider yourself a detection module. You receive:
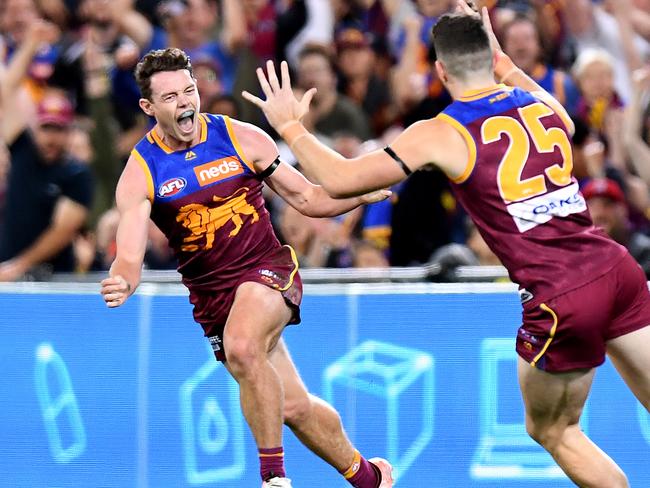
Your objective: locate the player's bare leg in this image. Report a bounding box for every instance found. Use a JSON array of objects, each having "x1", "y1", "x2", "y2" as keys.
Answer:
[
  {"x1": 270, "y1": 339, "x2": 393, "y2": 487},
  {"x1": 517, "y1": 358, "x2": 629, "y2": 488},
  {"x1": 607, "y1": 325, "x2": 650, "y2": 411},
  {"x1": 270, "y1": 339, "x2": 354, "y2": 468},
  {"x1": 223, "y1": 282, "x2": 293, "y2": 482}
]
